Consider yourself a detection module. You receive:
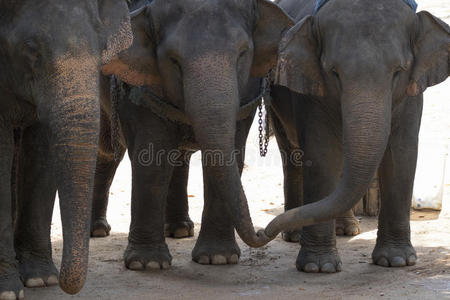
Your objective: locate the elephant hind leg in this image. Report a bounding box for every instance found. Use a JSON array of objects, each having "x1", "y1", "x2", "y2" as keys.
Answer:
[
  {"x1": 164, "y1": 150, "x2": 194, "y2": 239},
  {"x1": 335, "y1": 209, "x2": 360, "y2": 236},
  {"x1": 91, "y1": 150, "x2": 124, "y2": 238},
  {"x1": 271, "y1": 111, "x2": 303, "y2": 243}
]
